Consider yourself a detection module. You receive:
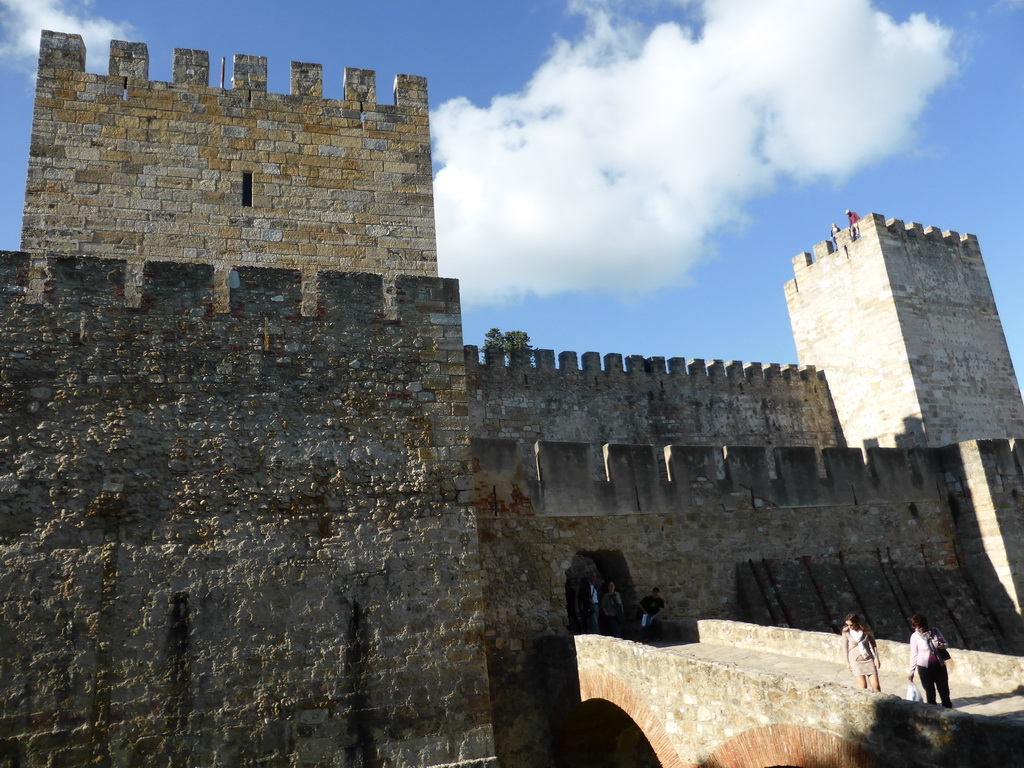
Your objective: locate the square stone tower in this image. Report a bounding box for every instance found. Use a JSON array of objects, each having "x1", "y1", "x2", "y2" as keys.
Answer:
[
  {"x1": 1, "y1": 32, "x2": 498, "y2": 767},
  {"x1": 21, "y1": 32, "x2": 436, "y2": 289},
  {"x1": 785, "y1": 213, "x2": 1024, "y2": 448}
]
